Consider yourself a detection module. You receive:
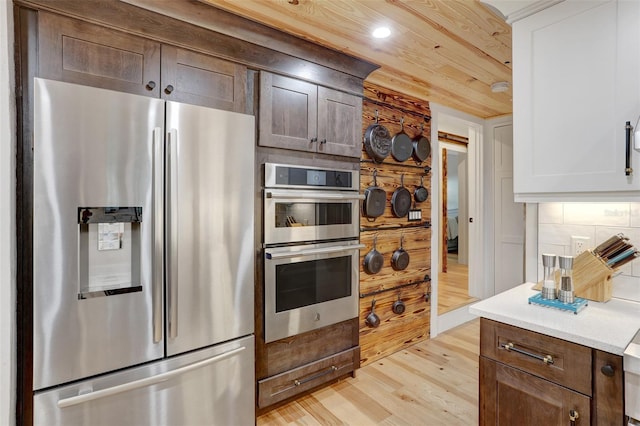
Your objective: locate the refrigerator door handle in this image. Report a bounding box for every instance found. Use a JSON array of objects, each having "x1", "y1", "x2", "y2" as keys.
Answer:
[
  {"x1": 56, "y1": 346, "x2": 246, "y2": 408},
  {"x1": 152, "y1": 127, "x2": 163, "y2": 343},
  {"x1": 167, "y1": 128, "x2": 179, "y2": 339}
]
